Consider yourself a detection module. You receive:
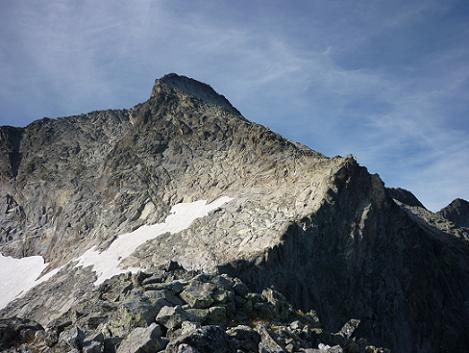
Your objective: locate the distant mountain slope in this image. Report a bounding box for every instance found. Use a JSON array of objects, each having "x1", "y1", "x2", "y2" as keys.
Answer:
[
  {"x1": 438, "y1": 198, "x2": 469, "y2": 228},
  {"x1": 1, "y1": 74, "x2": 469, "y2": 353}
]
